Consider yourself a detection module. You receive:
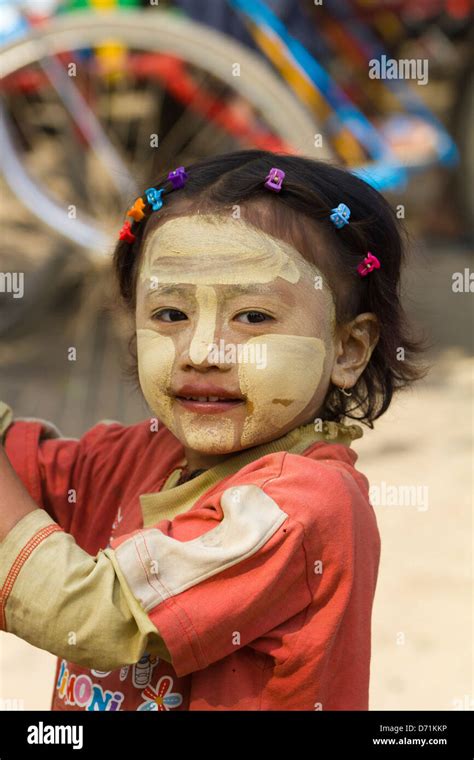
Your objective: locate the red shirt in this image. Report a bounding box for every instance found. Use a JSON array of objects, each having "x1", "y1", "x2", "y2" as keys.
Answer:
[{"x1": 4, "y1": 417, "x2": 380, "y2": 711}]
